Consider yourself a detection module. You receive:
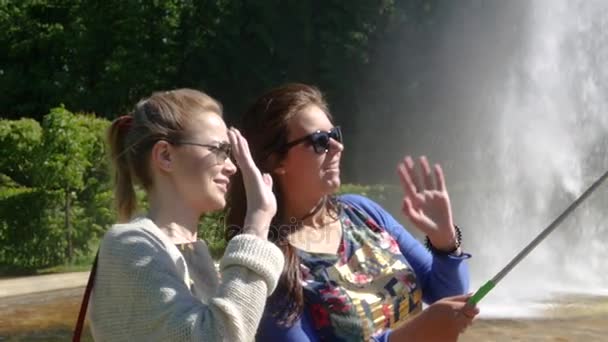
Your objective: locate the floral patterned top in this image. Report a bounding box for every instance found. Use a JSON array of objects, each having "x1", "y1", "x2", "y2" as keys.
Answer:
[
  {"x1": 298, "y1": 202, "x2": 423, "y2": 341},
  {"x1": 256, "y1": 194, "x2": 470, "y2": 342}
]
